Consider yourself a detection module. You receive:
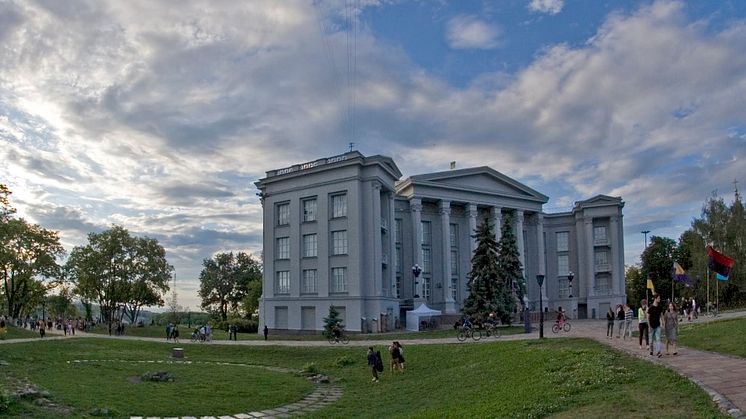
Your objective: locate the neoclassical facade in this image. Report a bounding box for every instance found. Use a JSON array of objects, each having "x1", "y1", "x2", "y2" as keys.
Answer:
[{"x1": 256, "y1": 151, "x2": 626, "y2": 332}]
